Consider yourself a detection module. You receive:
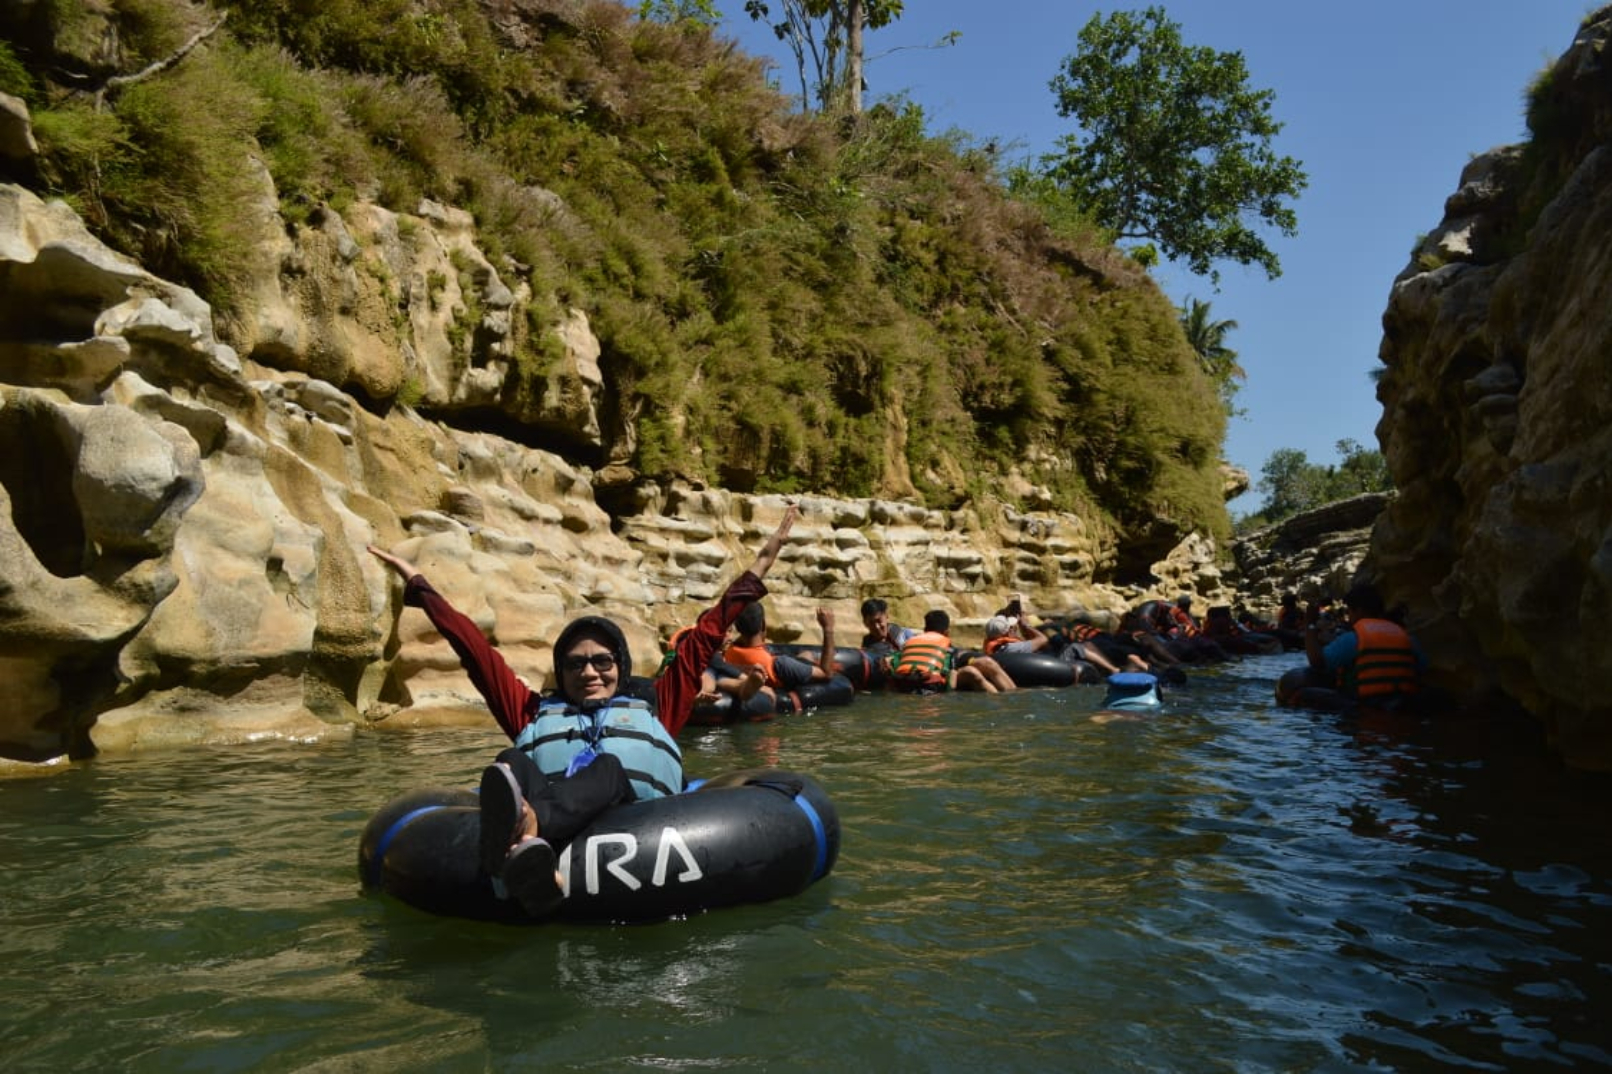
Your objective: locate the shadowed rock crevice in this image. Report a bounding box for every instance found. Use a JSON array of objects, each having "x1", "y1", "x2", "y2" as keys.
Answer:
[{"x1": 0, "y1": 396, "x2": 86, "y2": 578}]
